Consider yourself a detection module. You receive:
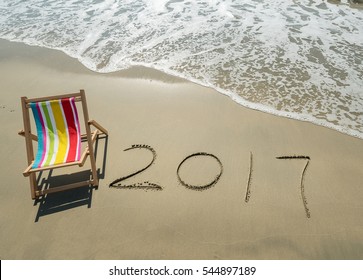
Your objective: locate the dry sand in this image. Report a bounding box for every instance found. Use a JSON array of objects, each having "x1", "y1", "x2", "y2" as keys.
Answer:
[{"x1": 0, "y1": 39, "x2": 362, "y2": 259}]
